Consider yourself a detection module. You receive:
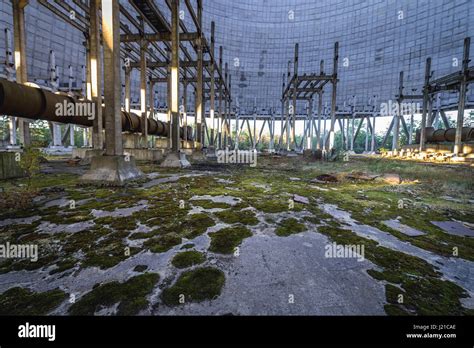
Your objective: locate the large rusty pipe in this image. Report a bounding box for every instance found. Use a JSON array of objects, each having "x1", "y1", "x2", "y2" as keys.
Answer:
[
  {"x1": 415, "y1": 126, "x2": 474, "y2": 143},
  {"x1": 0, "y1": 78, "x2": 193, "y2": 140}
]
